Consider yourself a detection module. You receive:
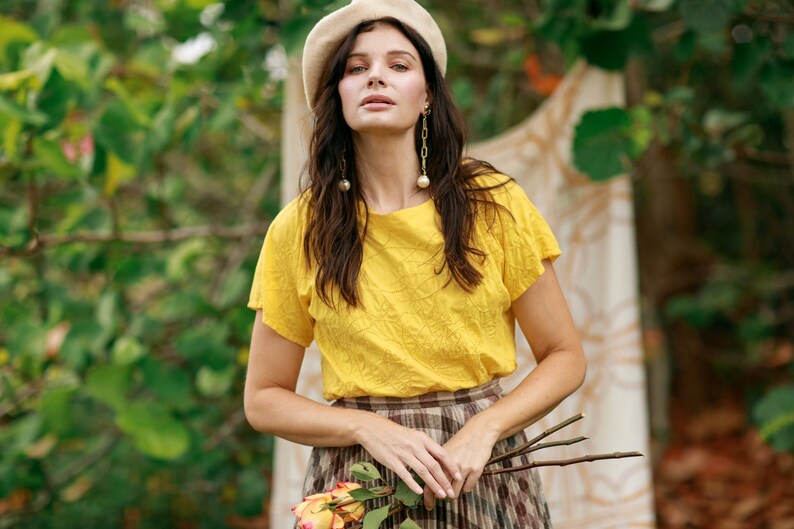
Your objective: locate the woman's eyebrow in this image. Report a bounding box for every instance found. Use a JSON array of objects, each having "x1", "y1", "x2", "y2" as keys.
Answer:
[{"x1": 347, "y1": 49, "x2": 418, "y2": 61}]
